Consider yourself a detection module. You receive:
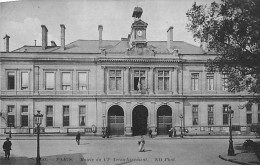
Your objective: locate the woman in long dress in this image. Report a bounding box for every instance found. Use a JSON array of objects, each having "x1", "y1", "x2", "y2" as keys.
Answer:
[{"x1": 138, "y1": 135, "x2": 145, "y2": 152}]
